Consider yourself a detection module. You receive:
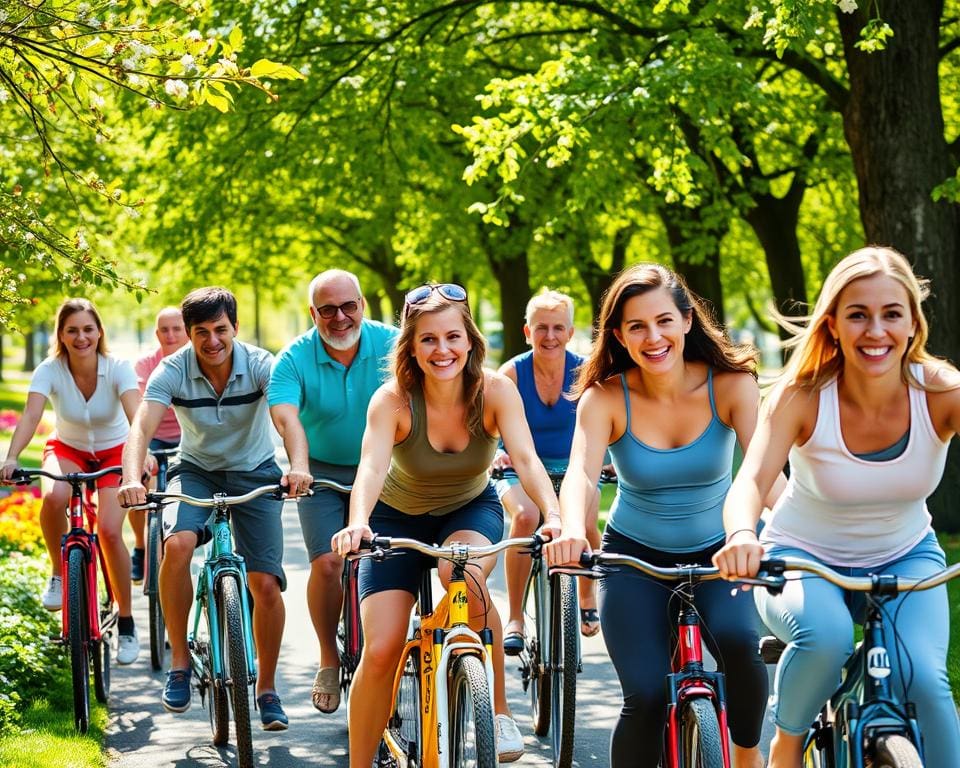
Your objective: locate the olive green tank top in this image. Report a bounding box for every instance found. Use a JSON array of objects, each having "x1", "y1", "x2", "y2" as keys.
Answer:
[{"x1": 380, "y1": 387, "x2": 498, "y2": 516}]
